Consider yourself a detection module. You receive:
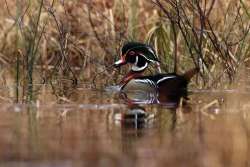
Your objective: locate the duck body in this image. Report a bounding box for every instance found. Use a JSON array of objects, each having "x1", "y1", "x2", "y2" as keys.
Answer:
[
  {"x1": 120, "y1": 72, "x2": 194, "y2": 104},
  {"x1": 122, "y1": 73, "x2": 186, "y2": 93}
]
